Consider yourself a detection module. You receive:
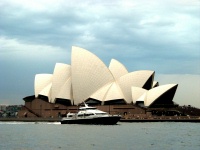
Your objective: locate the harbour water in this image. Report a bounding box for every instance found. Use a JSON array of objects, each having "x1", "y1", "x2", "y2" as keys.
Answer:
[{"x1": 0, "y1": 122, "x2": 199, "y2": 150}]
